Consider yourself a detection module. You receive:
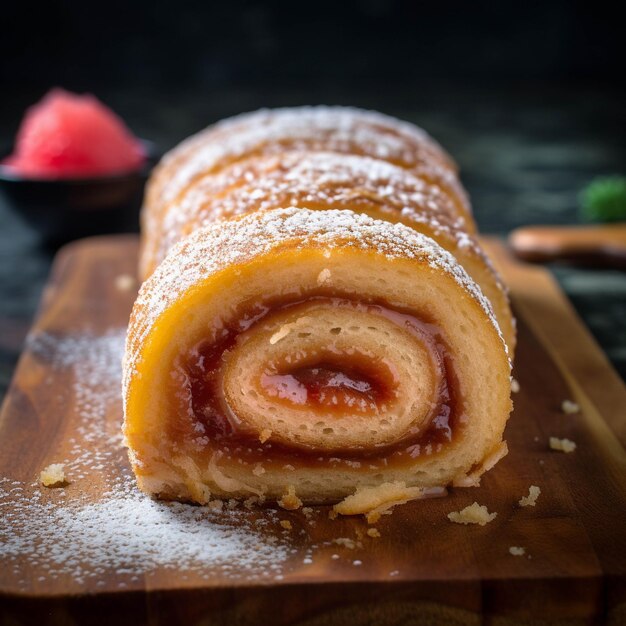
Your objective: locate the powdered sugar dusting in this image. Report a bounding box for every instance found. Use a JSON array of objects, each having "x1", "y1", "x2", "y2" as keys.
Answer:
[
  {"x1": 149, "y1": 151, "x2": 467, "y2": 271},
  {"x1": 1, "y1": 329, "x2": 293, "y2": 590},
  {"x1": 178, "y1": 151, "x2": 458, "y2": 222},
  {"x1": 154, "y1": 106, "x2": 456, "y2": 209},
  {"x1": 0, "y1": 479, "x2": 289, "y2": 587},
  {"x1": 28, "y1": 330, "x2": 126, "y2": 444},
  {"x1": 168, "y1": 105, "x2": 452, "y2": 163}
]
